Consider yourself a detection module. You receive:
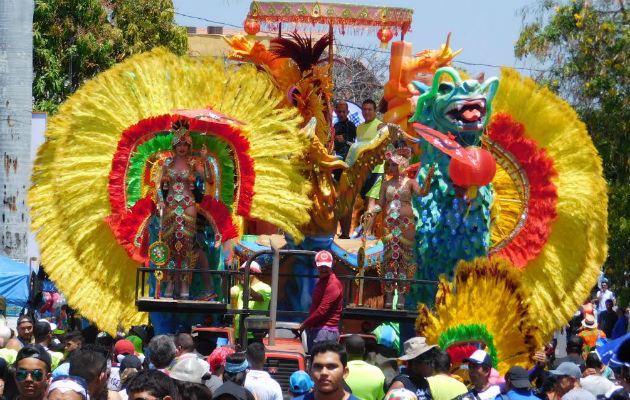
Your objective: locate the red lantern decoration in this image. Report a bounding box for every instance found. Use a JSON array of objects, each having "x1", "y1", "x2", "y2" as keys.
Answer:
[
  {"x1": 243, "y1": 18, "x2": 260, "y2": 40},
  {"x1": 448, "y1": 147, "x2": 497, "y2": 188},
  {"x1": 377, "y1": 27, "x2": 393, "y2": 49}
]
